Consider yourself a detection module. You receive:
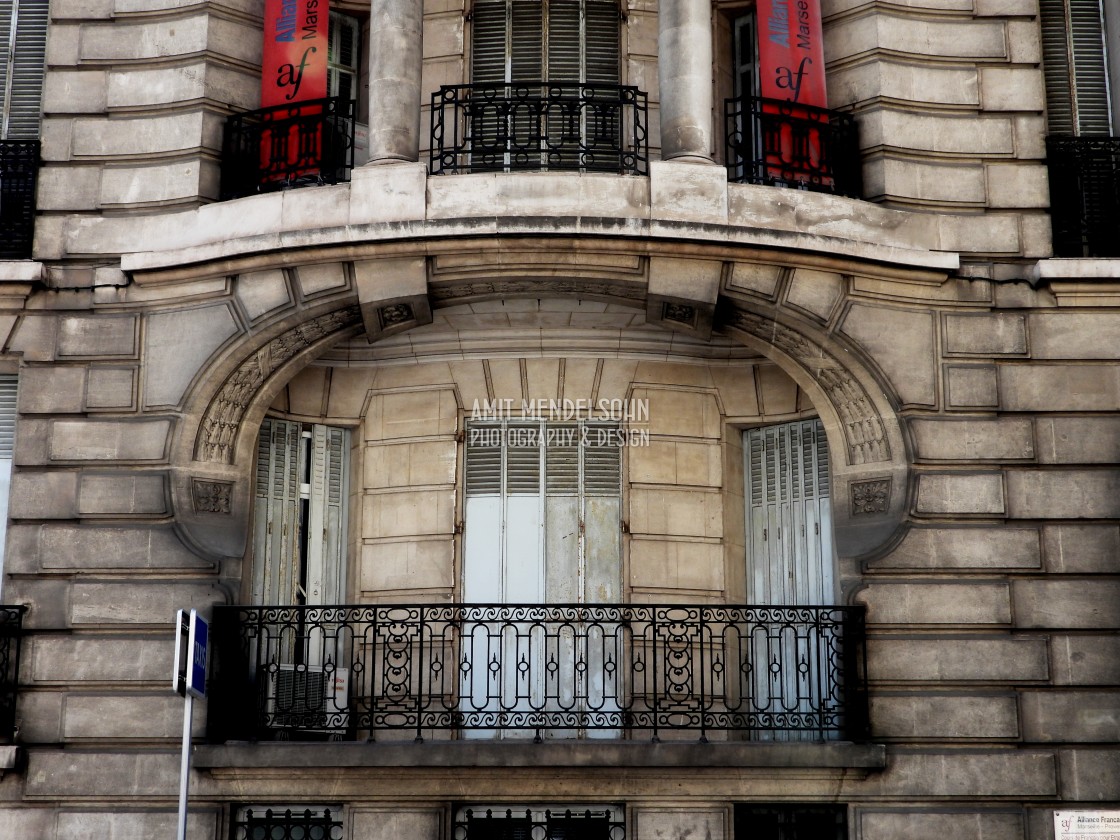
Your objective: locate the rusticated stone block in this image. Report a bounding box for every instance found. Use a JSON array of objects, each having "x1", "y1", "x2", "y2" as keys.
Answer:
[
  {"x1": 352, "y1": 809, "x2": 442, "y2": 840},
  {"x1": 1006, "y1": 470, "x2": 1120, "y2": 519},
  {"x1": 49, "y1": 419, "x2": 171, "y2": 462},
  {"x1": 1057, "y1": 748, "x2": 1120, "y2": 800},
  {"x1": 56, "y1": 811, "x2": 219, "y2": 840},
  {"x1": 1051, "y1": 635, "x2": 1120, "y2": 685},
  {"x1": 867, "y1": 637, "x2": 1049, "y2": 682},
  {"x1": 1028, "y1": 312, "x2": 1120, "y2": 360},
  {"x1": 915, "y1": 473, "x2": 1005, "y2": 515},
  {"x1": 634, "y1": 807, "x2": 726, "y2": 840},
  {"x1": 1021, "y1": 691, "x2": 1120, "y2": 743},
  {"x1": 236, "y1": 269, "x2": 292, "y2": 322},
  {"x1": 85, "y1": 367, "x2": 136, "y2": 411},
  {"x1": 629, "y1": 539, "x2": 724, "y2": 593},
  {"x1": 25, "y1": 751, "x2": 181, "y2": 797},
  {"x1": 910, "y1": 418, "x2": 1033, "y2": 461},
  {"x1": 360, "y1": 539, "x2": 454, "y2": 593},
  {"x1": 945, "y1": 364, "x2": 998, "y2": 408},
  {"x1": 143, "y1": 304, "x2": 239, "y2": 408},
  {"x1": 57, "y1": 315, "x2": 136, "y2": 358},
  {"x1": 1000, "y1": 365, "x2": 1120, "y2": 411},
  {"x1": 857, "y1": 751, "x2": 1056, "y2": 798},
  {"x1": 362, "y1": 488, "x2": 456, "y2": 538},
  {"x1": 63, "y1": 693, "x2": 203, "y2": 740},
  {"x1": 30, "y1": 637, "x2": 170, "y2": 683},
  {"x1": 0, "y1": 811, "x2": 56, "y2": 838},
  {"x1": 870, "y1": 694, "x2": 1019, "y2": 739},
  {"x1": 1042, "y1": 525, "x2": 1120, "y2": 573},
  {"x1": 70, "y1": 581, "x2": 223, "y2": 626},
  {"x1": 944, "y1": 313, "x2": 1027, "y2": 356},
  {"x1": 1036, "y1": 417, "x2": 1120, "y2": 464},
  {"x1": 857, "y1": 583, "x2": 1011, "y2": 625},
  {"x1": 871, "y1": 526, "x2": 1040, "y2": 570},
  {"x1": 77, "y1": 473, "x2": 168, "y2": 515},
  {"x1": 841, "y1": 304, "x2": 936, "y2": 406},
  {"x1": 859, "y1": 811, "x2": 1024, "y2": 840},
  {"x1": 1013, "y1": 580, "x2": 1120, "y2": 629},
  {"x1": 18, "y1": 366, "x2": 86, "y2": 414},
  {"x1": 9, "y1": 471, "x2": 79, "y2": 519}
]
